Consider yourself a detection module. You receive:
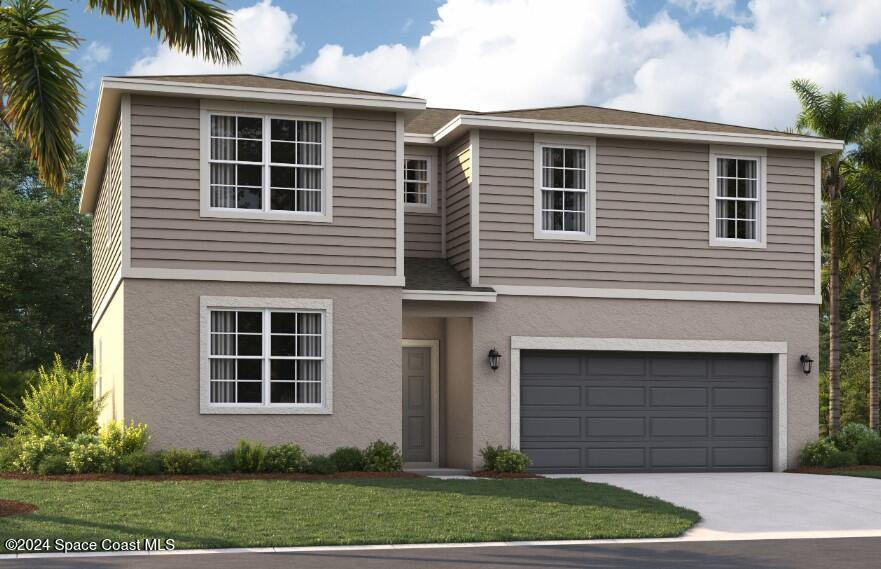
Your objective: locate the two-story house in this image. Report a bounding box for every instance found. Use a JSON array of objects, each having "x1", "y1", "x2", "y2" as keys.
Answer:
[{"x1": 83, "y1": 74, "x2": 841, "y2": 473}]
